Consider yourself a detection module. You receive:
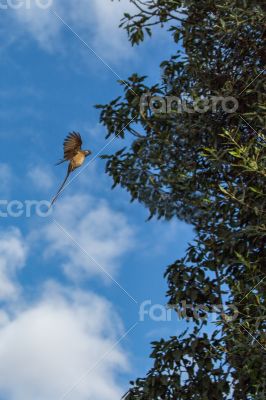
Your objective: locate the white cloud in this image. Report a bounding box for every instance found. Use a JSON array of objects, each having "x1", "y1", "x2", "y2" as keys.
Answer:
[
  {"x1": 81, "y1": 0, "x2": 136, "y2": 61},
  {"x1": 0, "y1": 282, "x2": 129, "y2": 400},
  {"x1": 0, "y1": 208, "x2": 133, "y2": 399},
  {"x1": 9, "y1": 0, "x2": 136, "y2": 61},
  {"x1": 0, "y1": 228, "x2": 27, "y2": 301},
  {"x1": 27, "y1": 165, "x2": 54, "y2": 192},
  {"x1": 39, "y1": 194, "x2": 134, "y2": 281},
  {"x1": 13, "y1": 1, "x2": 62, "y2": 52}
]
